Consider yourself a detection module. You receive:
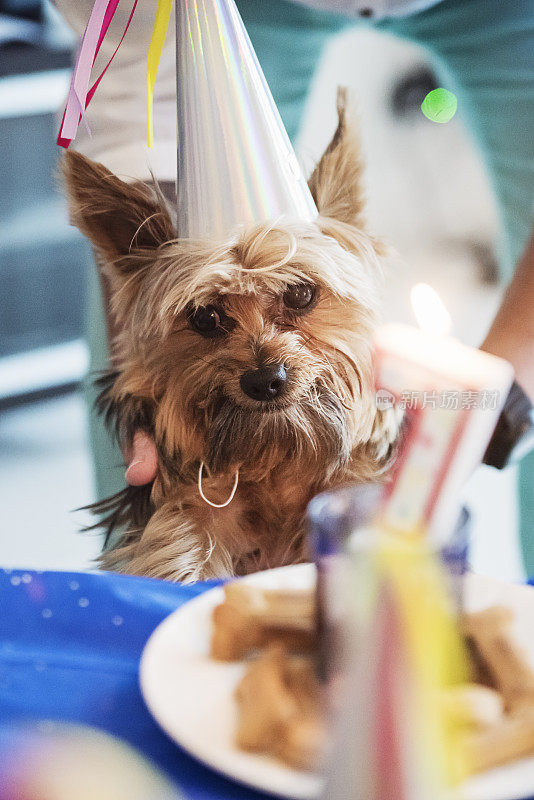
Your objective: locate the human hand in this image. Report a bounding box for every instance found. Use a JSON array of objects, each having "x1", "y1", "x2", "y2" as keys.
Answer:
[{"x1": 124, "y1": 430, "x2": 158, "y2": 485}]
